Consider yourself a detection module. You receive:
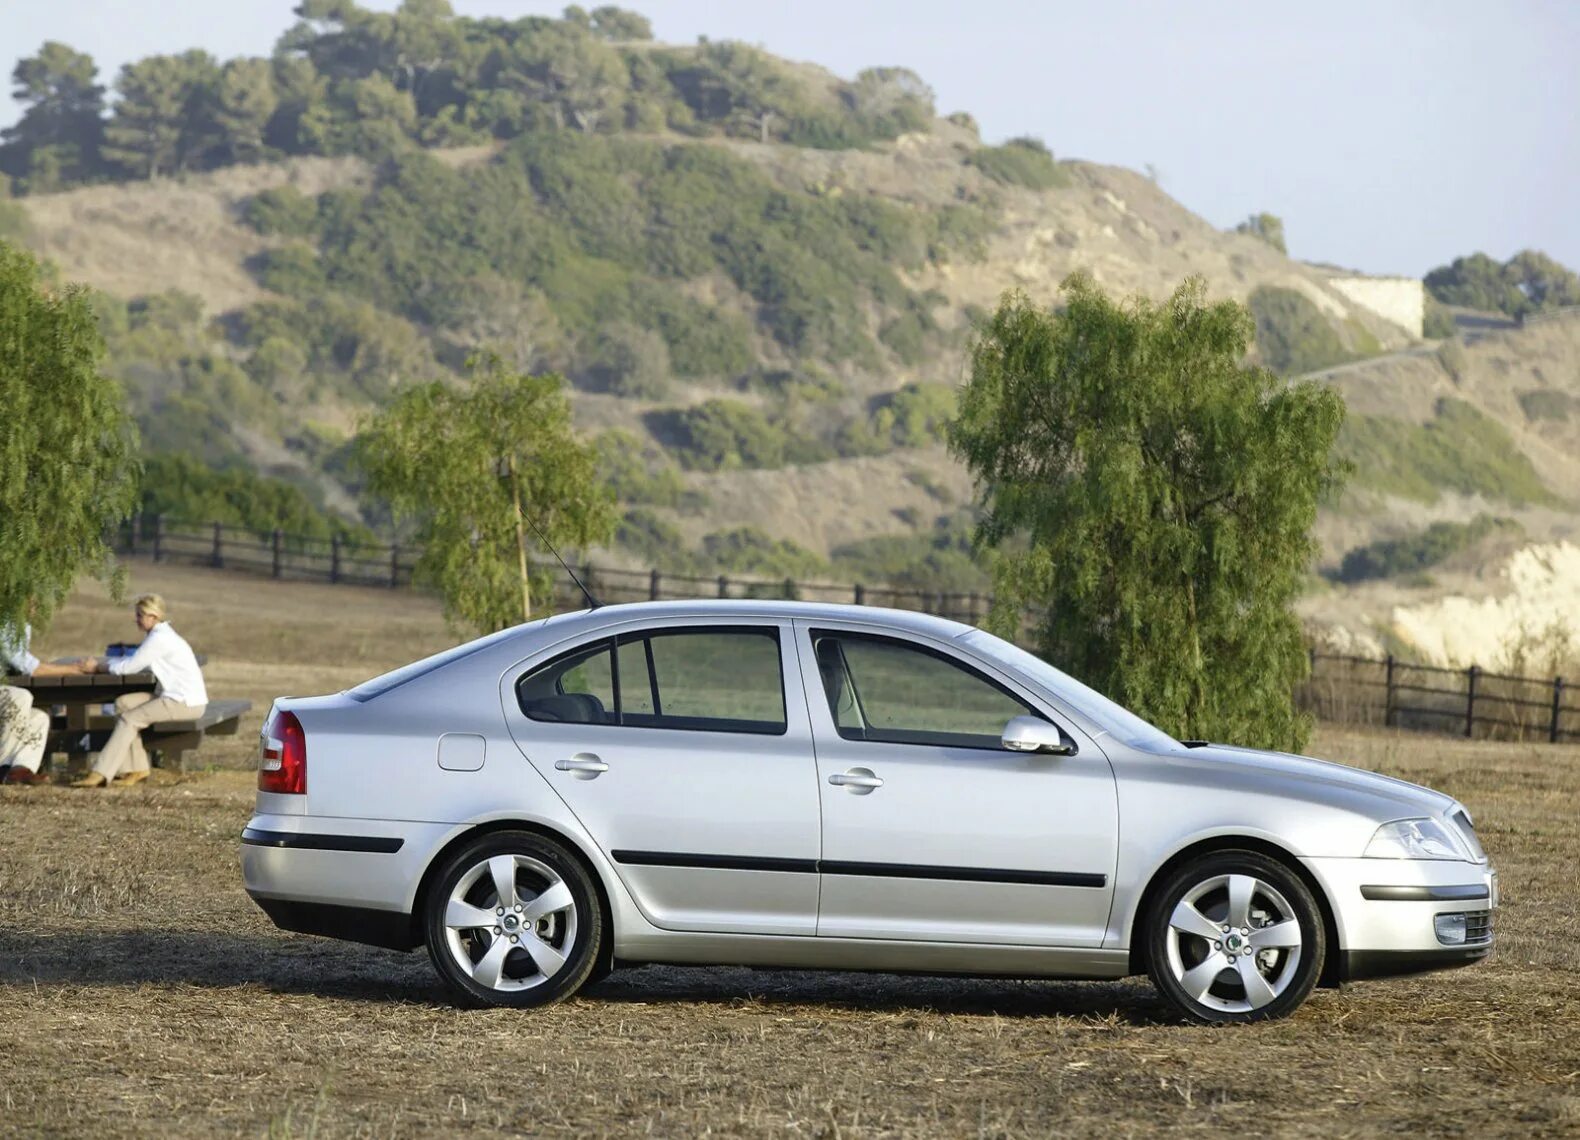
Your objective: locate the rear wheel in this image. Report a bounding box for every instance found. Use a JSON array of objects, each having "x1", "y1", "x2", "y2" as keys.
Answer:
[
  {"x1": 1143, "y1": 850, "x2": 1324, "y2": 1024},
  {"x1": 423, "y1": 831, "x2": 603, "y2": 1009}
]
